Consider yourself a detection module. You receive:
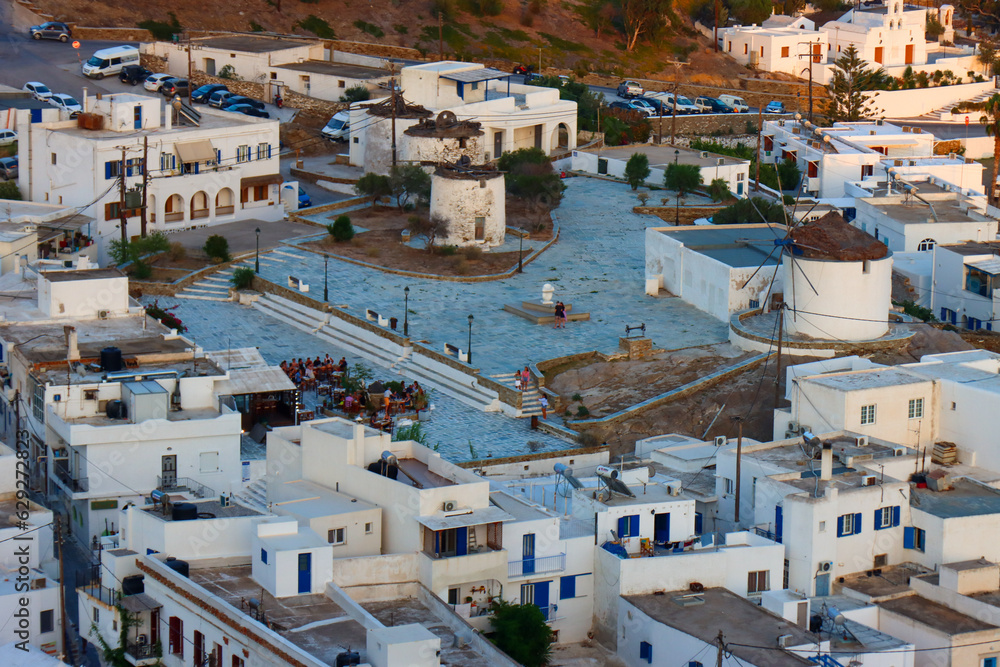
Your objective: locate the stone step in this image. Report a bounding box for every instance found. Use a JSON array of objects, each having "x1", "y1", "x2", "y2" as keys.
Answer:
[
  {"x1": 272, "y1": 249, "x2": 306, "y2": 259},
  {"x1": 176, "y1": 293, "x2": 229, "y2": 302},
  {"x1": 183, "y1": 288, "x2": 229, "y2": 296},
  {"x1": 193, "y1": 281, "x2": 230, "y2": 290}
]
